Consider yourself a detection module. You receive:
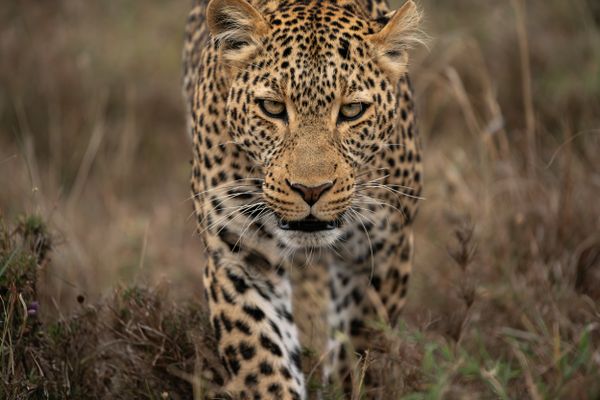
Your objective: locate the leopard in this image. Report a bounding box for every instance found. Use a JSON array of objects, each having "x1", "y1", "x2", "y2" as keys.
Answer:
[{"x1": 182, "y1": 0, "x2": 424, "y2": 398}]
